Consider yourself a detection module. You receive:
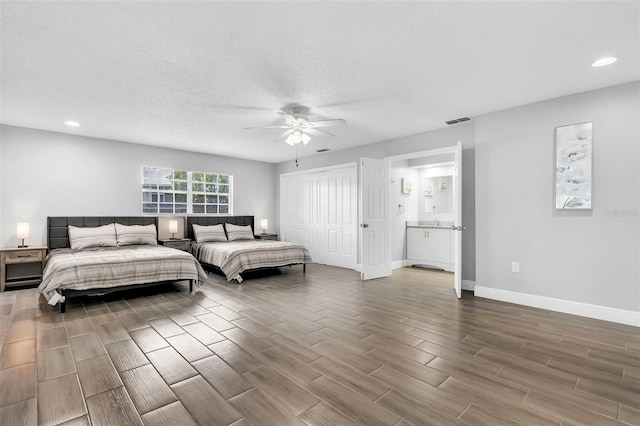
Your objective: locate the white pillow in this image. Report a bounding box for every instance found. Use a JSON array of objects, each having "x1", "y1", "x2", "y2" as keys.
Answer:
[
  {"x1": 115, "y1": 223, "x2": 157, "y2": 246},
  {"x1": 68, "y1": 224, "x2": 117, "y2": 250},
  {"x1": 225, "y1": 223, "x2": 254, "y2": 241},
  {"x1": 193, "y1": 224, "x2": 227, "y2": 242}
]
